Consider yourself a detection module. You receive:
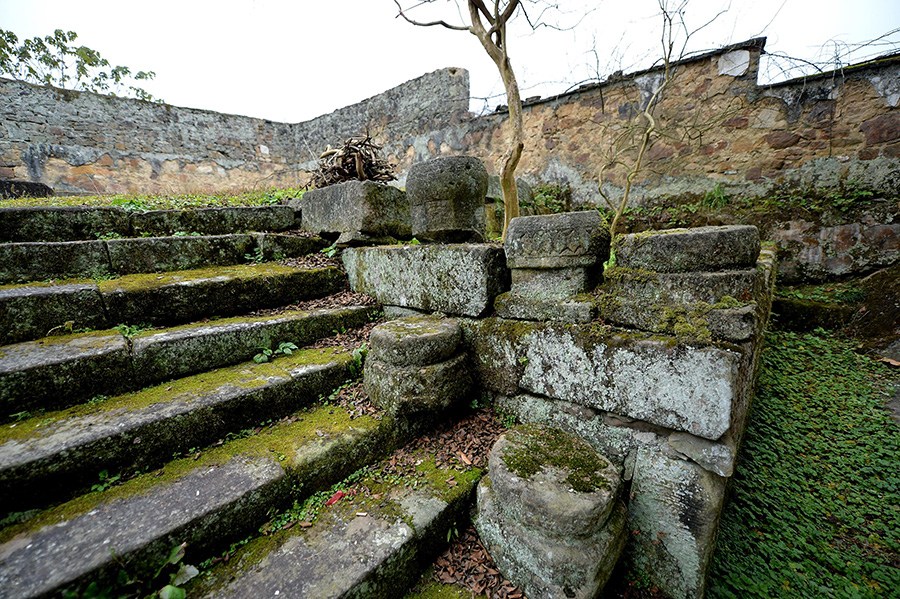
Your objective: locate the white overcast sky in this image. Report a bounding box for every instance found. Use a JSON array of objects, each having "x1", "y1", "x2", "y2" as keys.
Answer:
[{"x1": 1, "y1": 1, "x2": 898, "y2": 122}]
